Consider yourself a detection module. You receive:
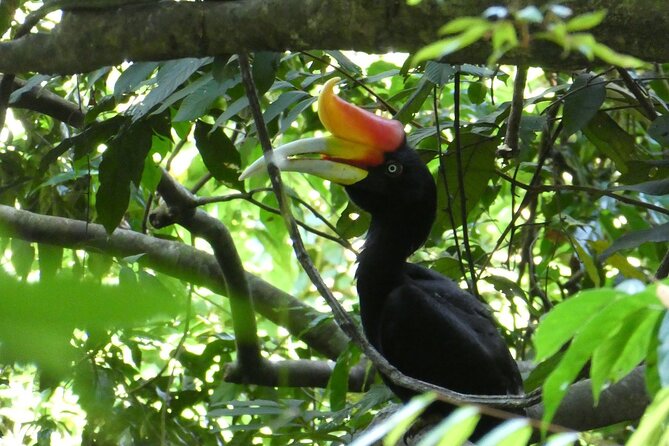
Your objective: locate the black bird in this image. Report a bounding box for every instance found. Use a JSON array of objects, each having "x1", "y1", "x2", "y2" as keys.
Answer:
[{"x1": 241, "y1": 77, "x2": 524, "y2": 435}]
